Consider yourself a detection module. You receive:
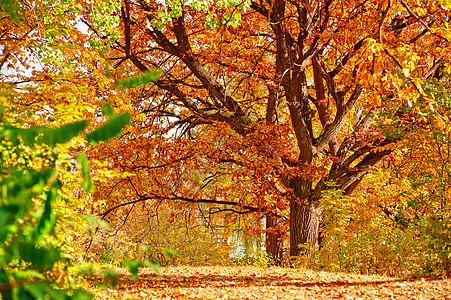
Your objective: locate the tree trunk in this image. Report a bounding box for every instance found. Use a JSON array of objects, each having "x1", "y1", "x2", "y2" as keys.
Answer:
[
  {"x1": 289, "y1": 197, "x2": 322, "y2": 257},
  {"x1": 265, "y1": 213, "x2": 284, "y2": 265}
]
